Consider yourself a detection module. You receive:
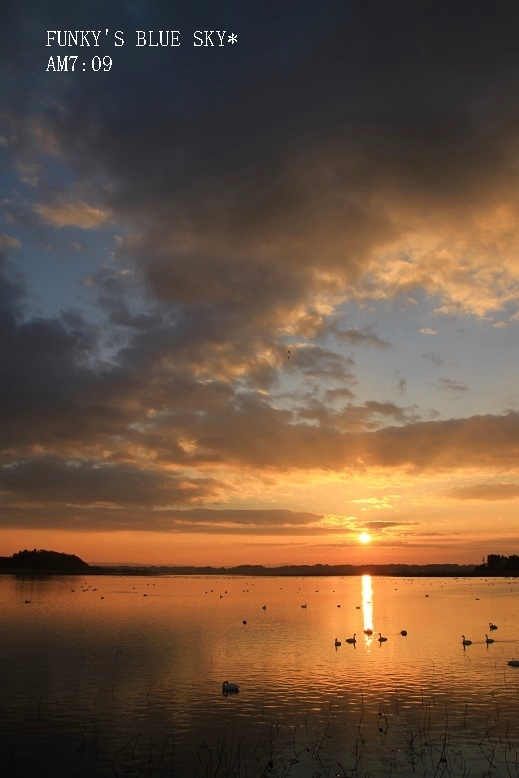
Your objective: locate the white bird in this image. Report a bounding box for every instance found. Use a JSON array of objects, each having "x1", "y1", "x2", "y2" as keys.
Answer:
[
  {"x1": 378, "y1": 633, "x2": 387, "y2": 642},
  {"x1": 462, "y1": 635, "x2": 472, "y2": 646},
  {"x1": 345, "y1": 634, "x2": 357, "y2": 644},
  {"x1": 222, "y1": 681, "x2": 239, "y2": 693},
  {"x1": 485, "y1": 634, "x2": 495, "y2": 644}
]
